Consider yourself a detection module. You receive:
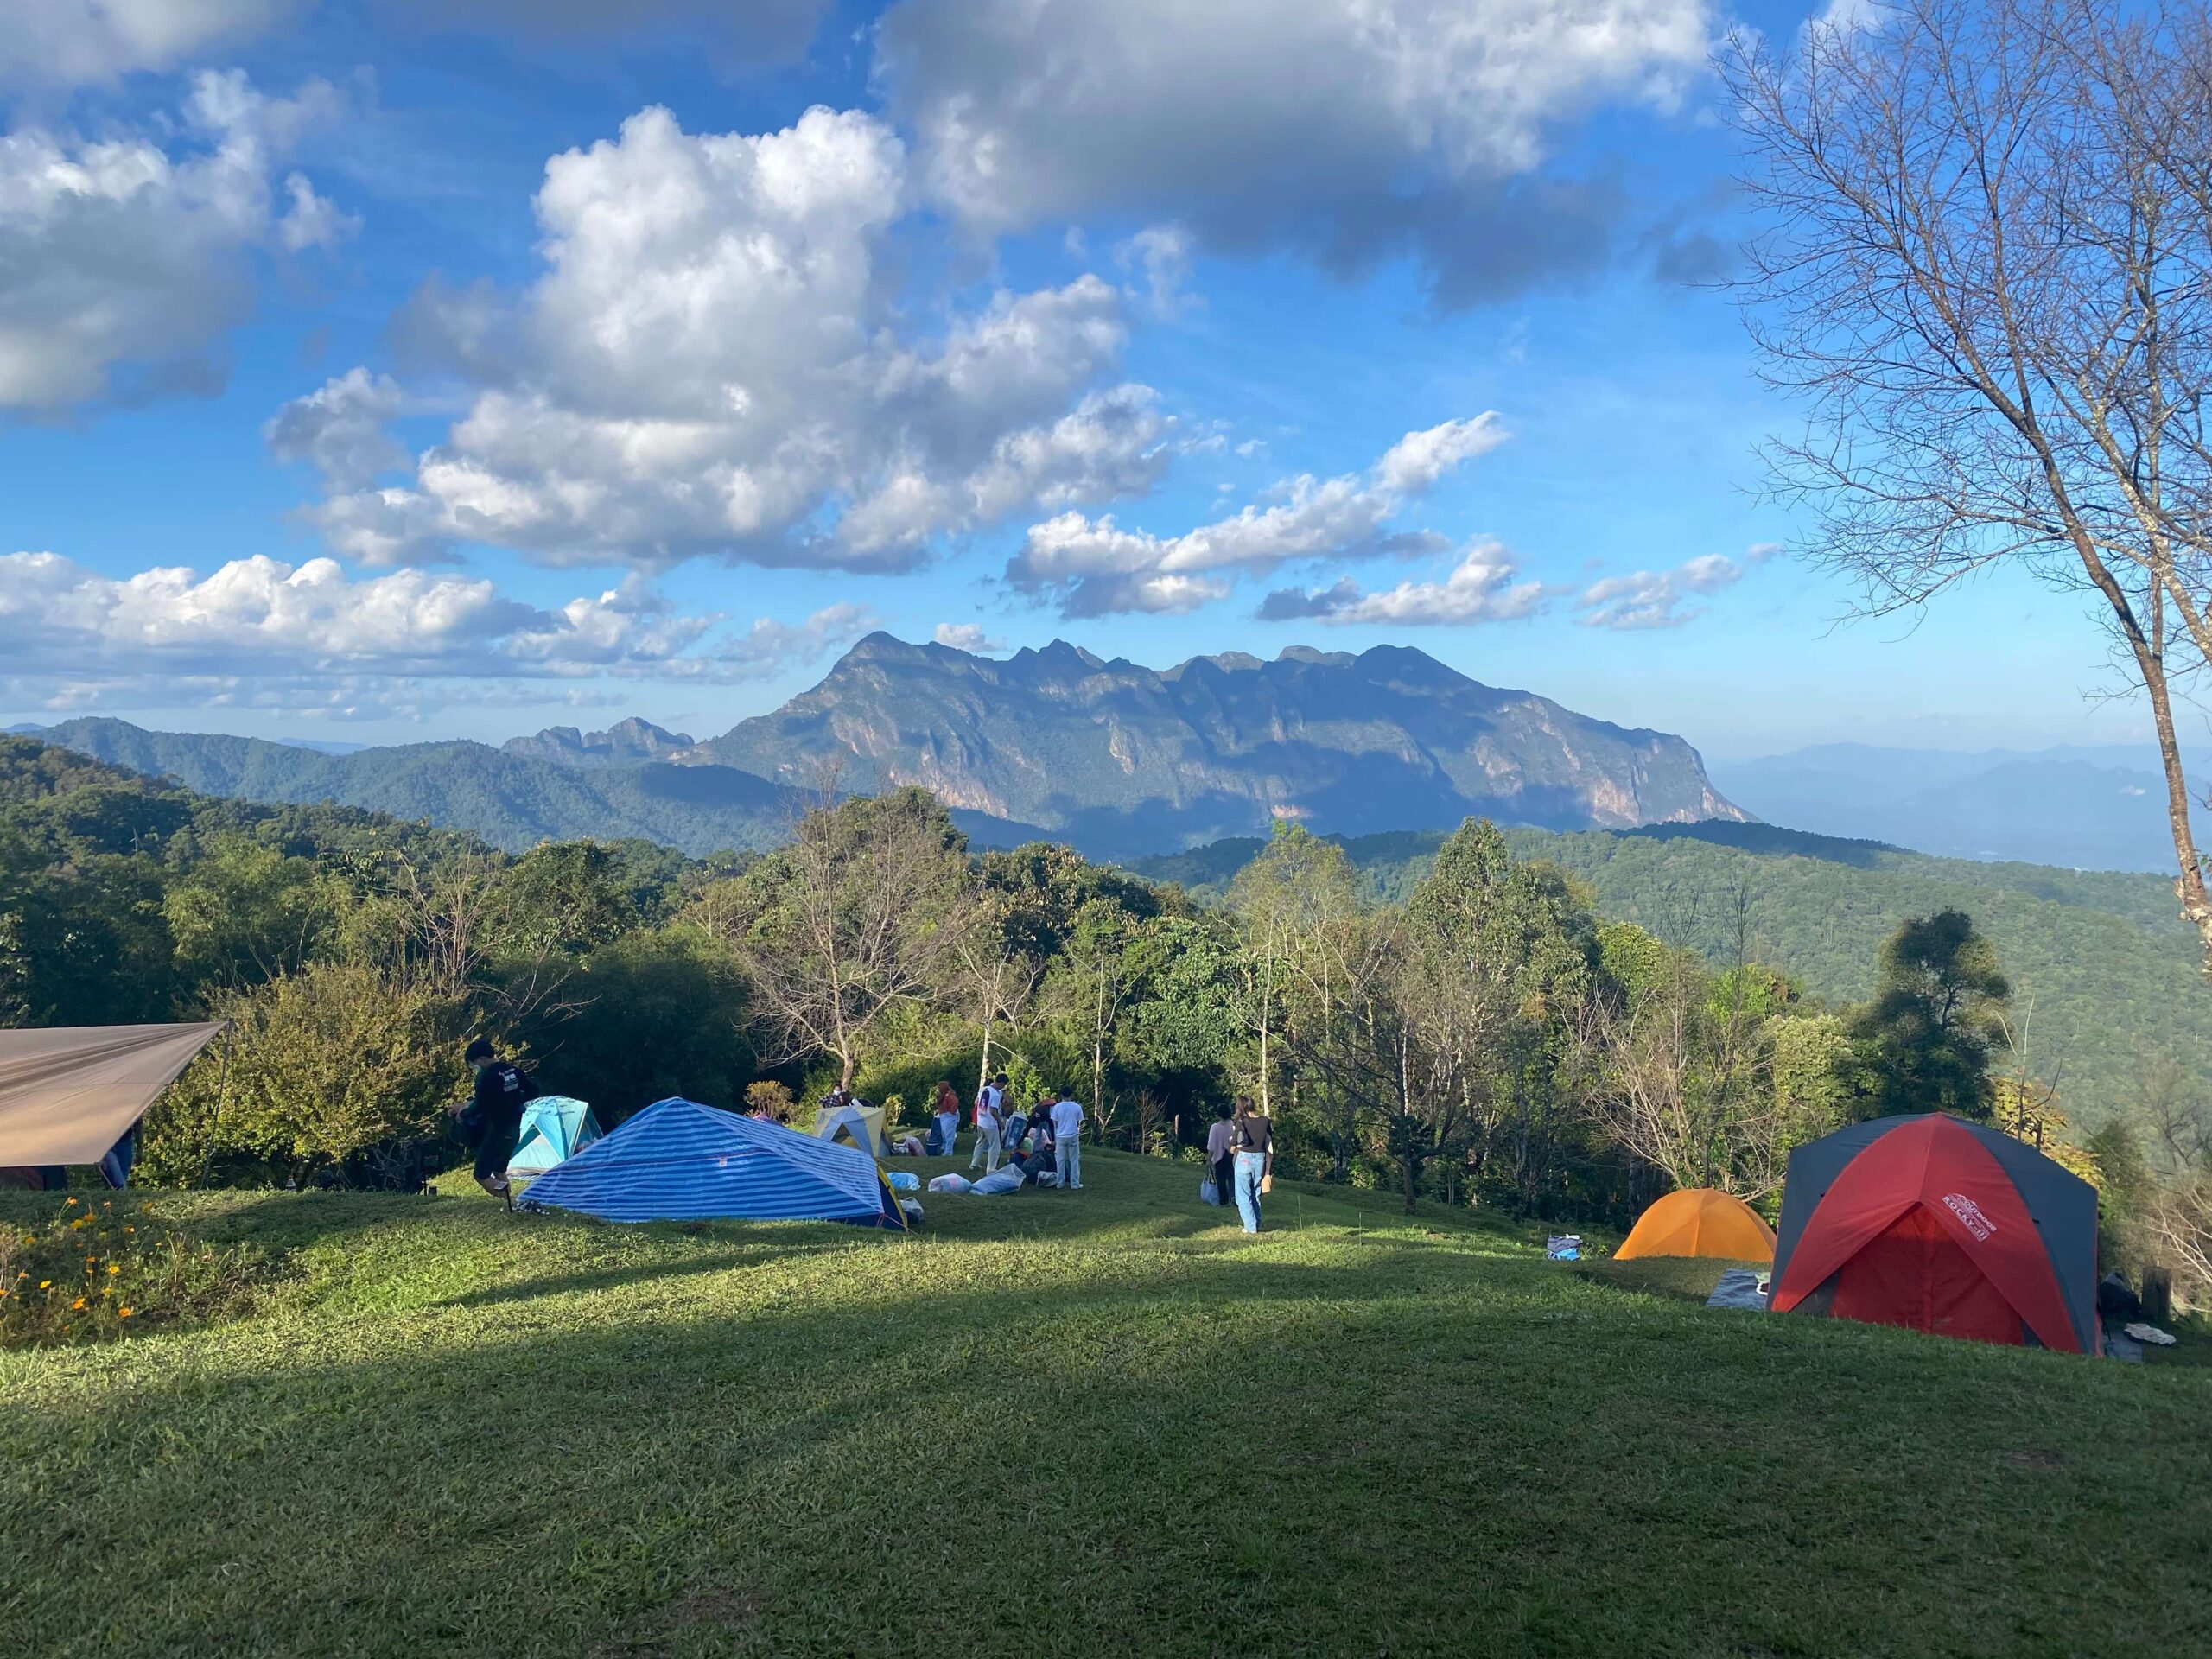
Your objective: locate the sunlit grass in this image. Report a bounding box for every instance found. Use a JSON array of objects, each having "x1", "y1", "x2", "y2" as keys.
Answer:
[{"x1": 3, "y1": 1152, "x2": 2206, "y2": 1657}]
